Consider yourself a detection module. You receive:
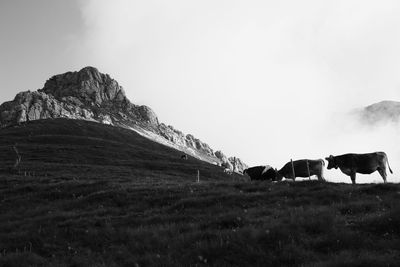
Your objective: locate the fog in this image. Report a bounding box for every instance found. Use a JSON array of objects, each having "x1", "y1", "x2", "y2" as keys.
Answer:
[
  {"x1": 315, "y1": 111, "x2": 400, "y2": 183},
  {"x1": 1, "y1": 1, "x2": 399, "y2": 184},
  {"x1": 72, "y1": 0, "x2": 400, "y2": 183}
]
